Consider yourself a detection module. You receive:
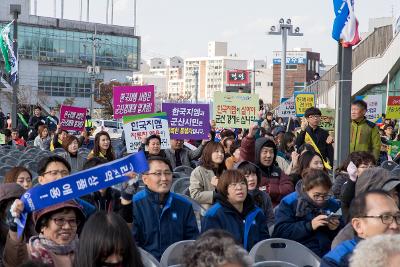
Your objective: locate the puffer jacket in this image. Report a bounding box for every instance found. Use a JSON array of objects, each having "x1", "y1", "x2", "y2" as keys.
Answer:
[
  {"x1": 350, "y1": 117, "x2": 381, "y2": 160},
  {"x1": 240, "y1": 136, "x2": 294, "y2": 206},
  {"x1": 202, "y1": 193, "x2": 270, "y2": 250}
]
